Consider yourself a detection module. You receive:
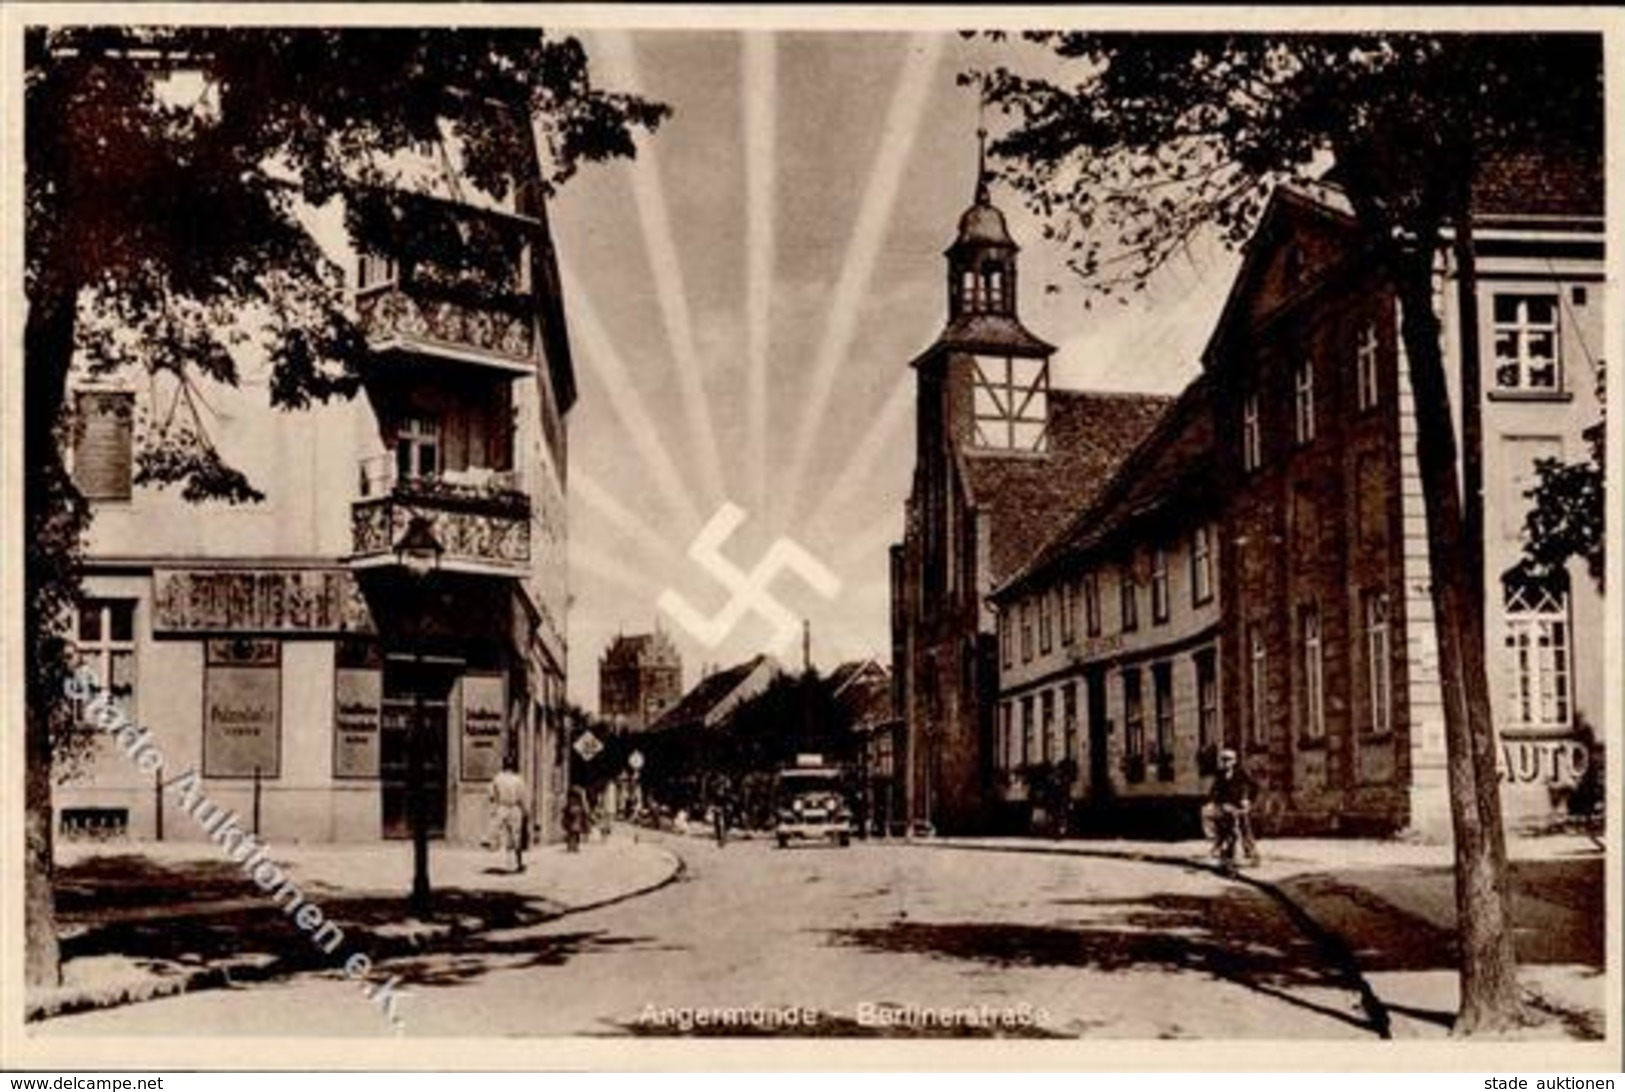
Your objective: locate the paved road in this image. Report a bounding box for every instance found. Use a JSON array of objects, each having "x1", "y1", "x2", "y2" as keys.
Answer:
[{"x1": 46, "y1": 833, "x2": 1379, "y2": 1039}]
